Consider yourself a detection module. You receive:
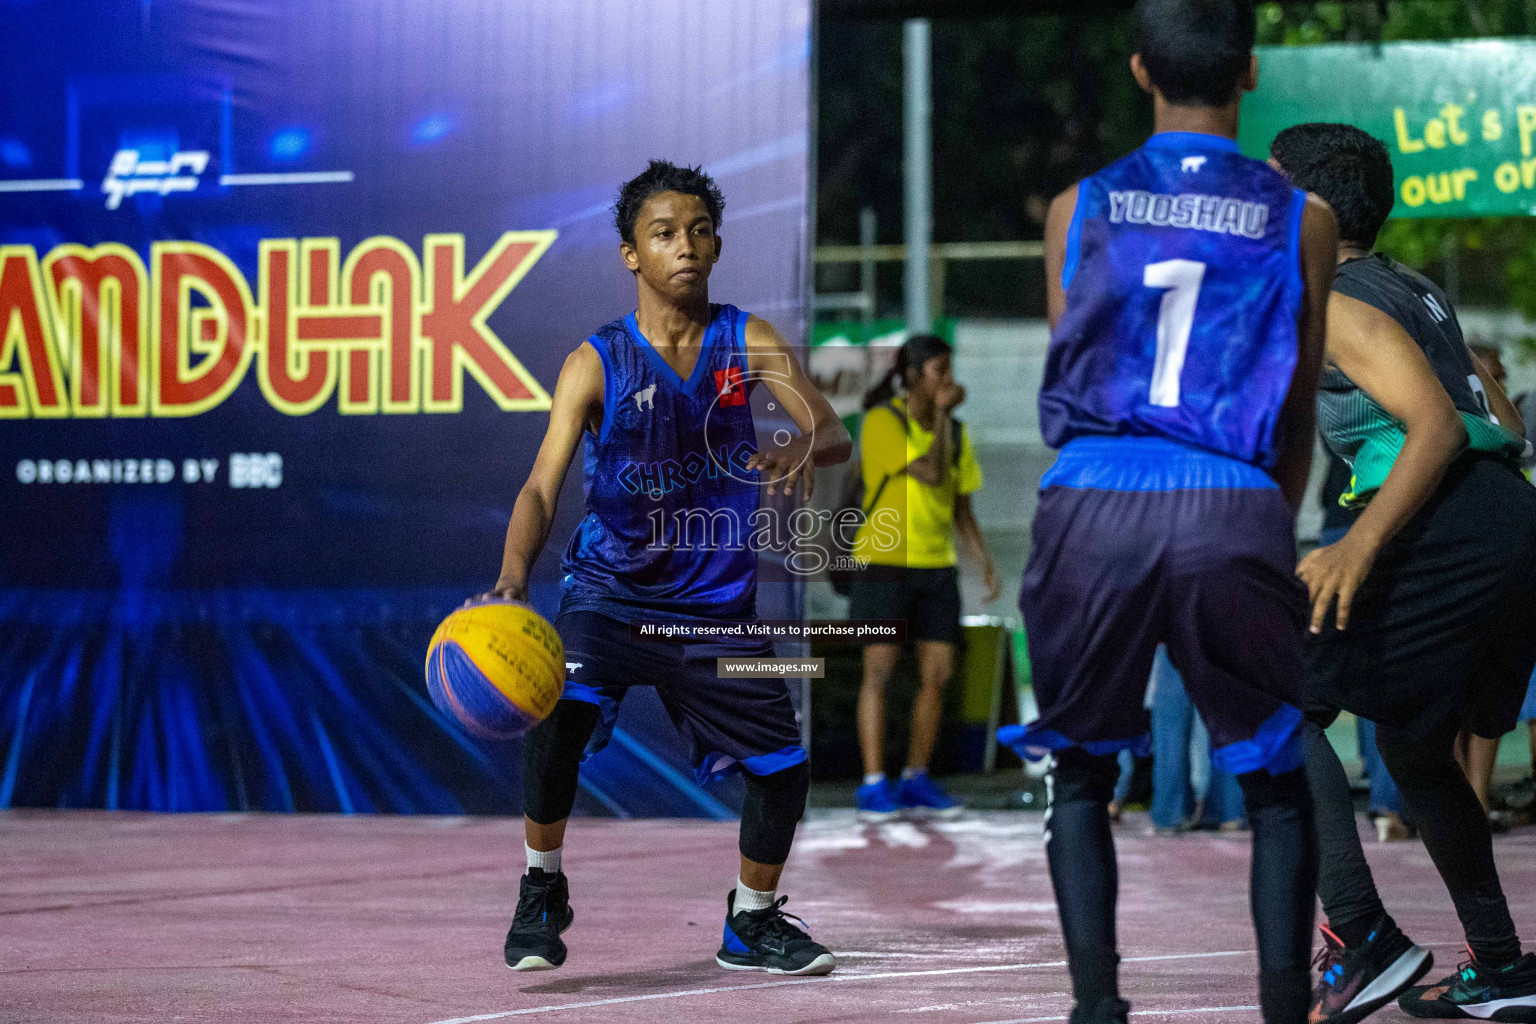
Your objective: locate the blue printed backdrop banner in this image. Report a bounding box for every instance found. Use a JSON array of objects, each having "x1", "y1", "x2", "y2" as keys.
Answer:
[{"x1": 0, "y1": 0, "x2": 811, "y2": 814}]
